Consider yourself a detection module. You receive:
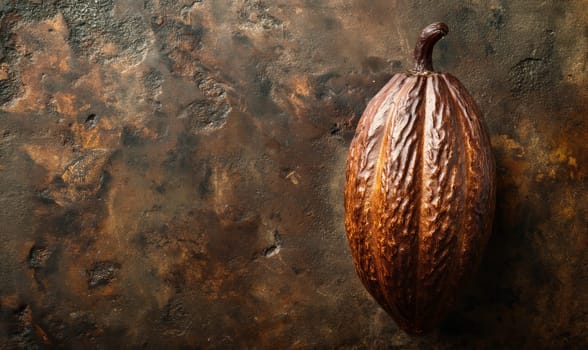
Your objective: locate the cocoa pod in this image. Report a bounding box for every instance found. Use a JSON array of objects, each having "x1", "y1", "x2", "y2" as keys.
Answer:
[{"x1": 344, "y1": 22, "x2": 495, "y2": 334}]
